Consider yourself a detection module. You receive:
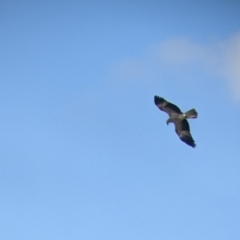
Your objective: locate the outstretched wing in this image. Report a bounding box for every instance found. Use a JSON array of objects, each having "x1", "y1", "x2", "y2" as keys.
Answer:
[
  {"x1": 154, "y1": 96, "x2": 182, "y2": 116},
  {"x1": 175, "y1": 119, "x2": 196, "y2": 148}
]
